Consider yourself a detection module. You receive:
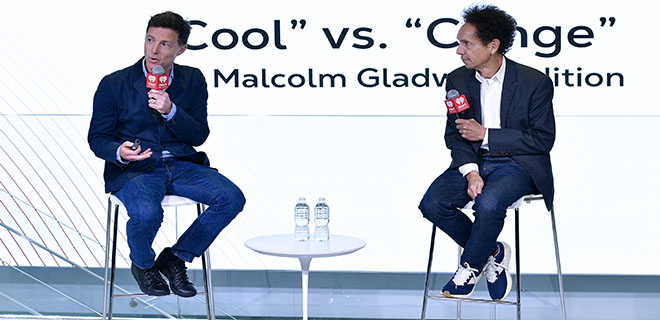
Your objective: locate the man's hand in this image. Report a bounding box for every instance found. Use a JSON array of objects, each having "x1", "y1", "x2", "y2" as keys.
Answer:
[
  {"x1": 148, "y1": 89, "x2": 173, "y2": 114},
  {"x1": 466, "y1": 171, "x2": 484, "y2": 200},
  {"x1": 119, "y1": 141, "x2": 152, "y2": 162},
  {"x1": 456, "y1": 119, "x2": 486, "y2": 141}
]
